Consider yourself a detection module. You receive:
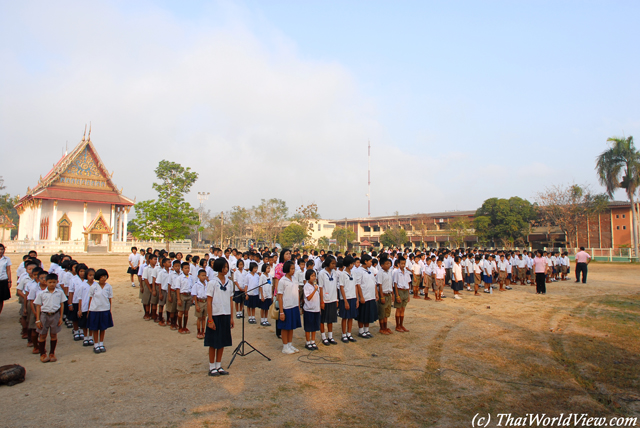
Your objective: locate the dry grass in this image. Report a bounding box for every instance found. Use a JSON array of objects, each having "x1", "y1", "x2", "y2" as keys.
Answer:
[{"x1": 0, "y1": 254, "x2": 639, "y2": 426}]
